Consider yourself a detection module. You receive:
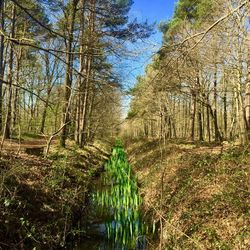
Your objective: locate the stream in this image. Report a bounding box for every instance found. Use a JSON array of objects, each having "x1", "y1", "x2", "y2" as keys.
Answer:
[{"x1": 73, "y1": 143, "x2": 153, "y2": 250}]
